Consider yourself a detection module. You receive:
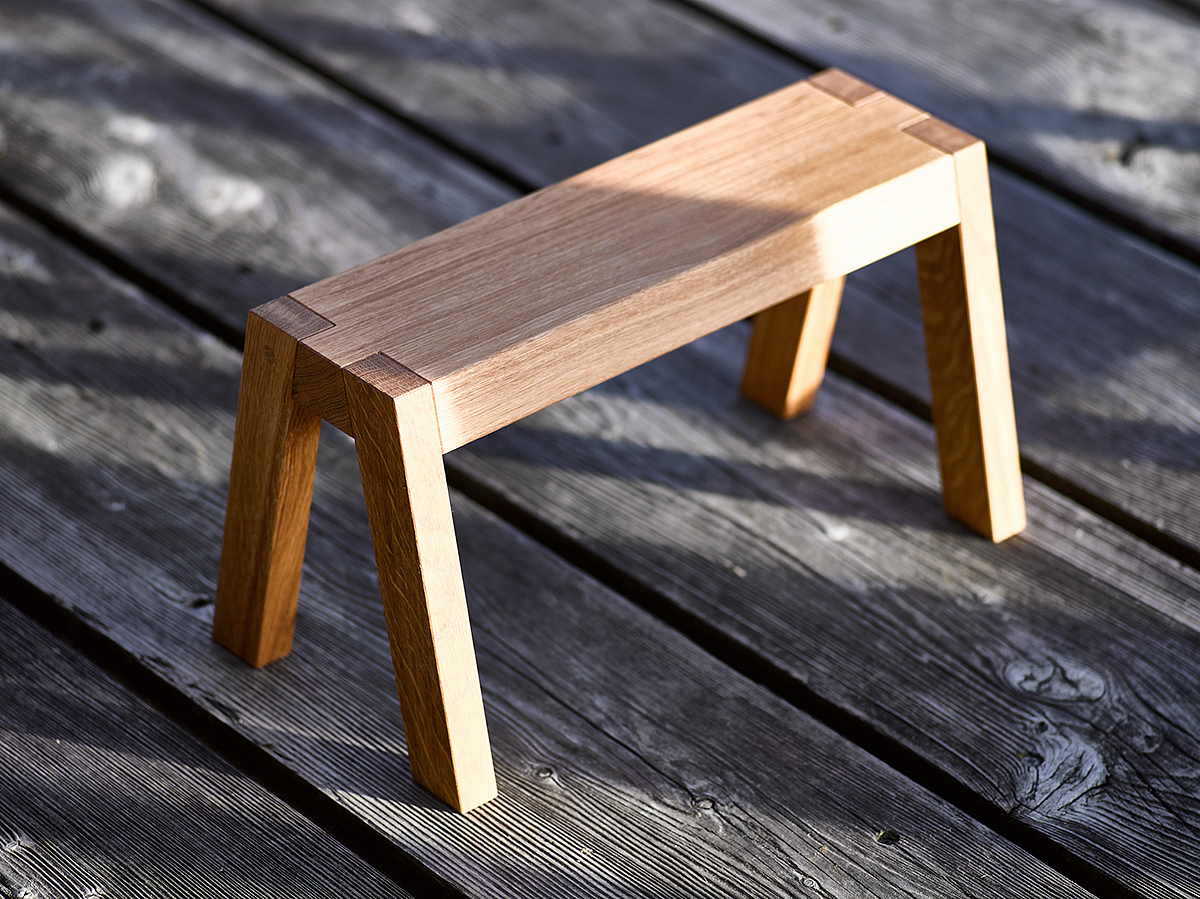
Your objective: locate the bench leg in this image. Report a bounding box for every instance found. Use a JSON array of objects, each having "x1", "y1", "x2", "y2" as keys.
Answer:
[
  {"x1": 741, "y1": 277, "x2": 845, "y2": 418},
  {"x1": 214, "y1": 301, "x2": 322, "y2": 667},
  {"x1": 344, "y1": 354, "x2": 496, "y2": 813},
  {"x1": 916, "y1": 141, "x2": 1025, "y2": 541}
]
